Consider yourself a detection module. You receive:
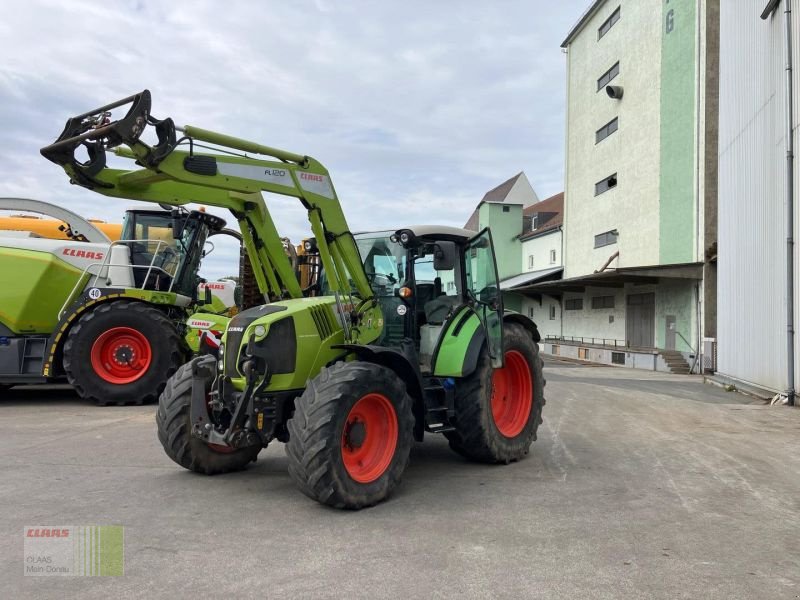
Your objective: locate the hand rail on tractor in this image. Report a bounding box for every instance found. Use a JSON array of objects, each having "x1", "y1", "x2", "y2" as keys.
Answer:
[{"x1": 58, "y1": 239, "x2": 177, "y2": 318}]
